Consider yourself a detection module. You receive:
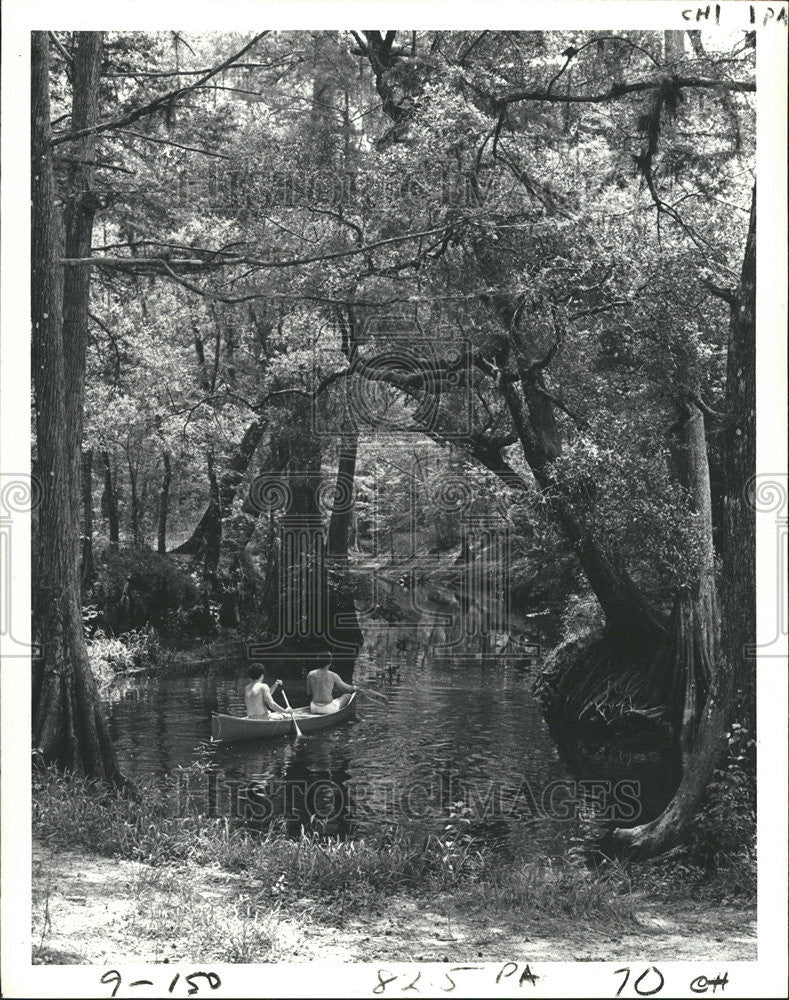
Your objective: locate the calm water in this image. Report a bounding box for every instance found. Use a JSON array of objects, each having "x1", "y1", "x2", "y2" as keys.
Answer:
[{"x1": 105, "y1": 625, "x2": 680, "y2": 854}]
